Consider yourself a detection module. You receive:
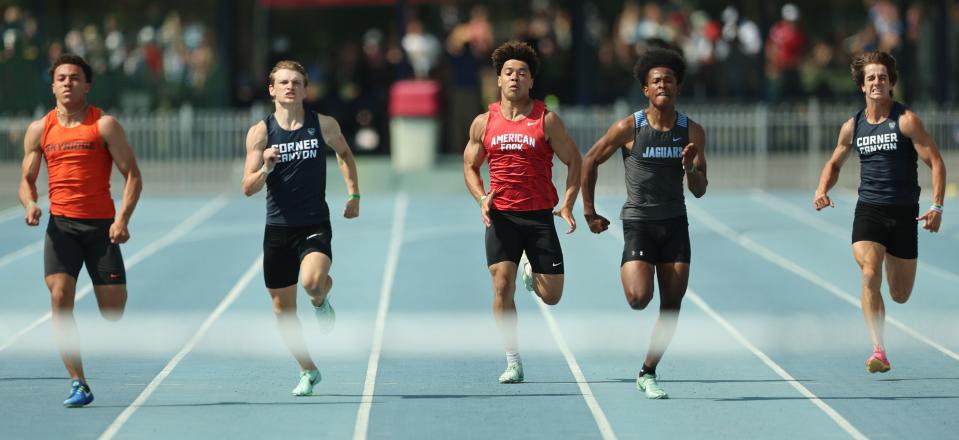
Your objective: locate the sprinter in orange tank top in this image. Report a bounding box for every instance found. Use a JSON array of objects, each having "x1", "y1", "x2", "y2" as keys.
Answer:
[
  {"x1": 18, "y1": 54, "x2": 143, "y2": 407},
  {"x1": 464, "y1": 41, "x2": 582, "y2": 384}
]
